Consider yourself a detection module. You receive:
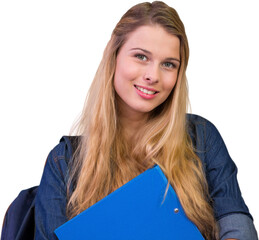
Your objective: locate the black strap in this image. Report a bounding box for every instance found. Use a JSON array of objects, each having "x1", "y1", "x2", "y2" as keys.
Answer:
[{"x1": 66, "y1": 136, "x2": 80, "y2": 154}]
